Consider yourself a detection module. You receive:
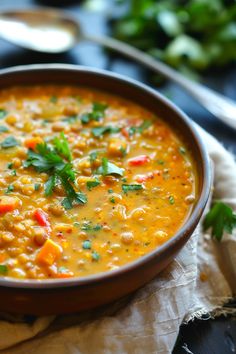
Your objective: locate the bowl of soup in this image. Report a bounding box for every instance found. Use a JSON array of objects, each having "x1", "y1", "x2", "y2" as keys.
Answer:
[{"x1": 0, "y1": 64, "x2": 211, "y2": 314}]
